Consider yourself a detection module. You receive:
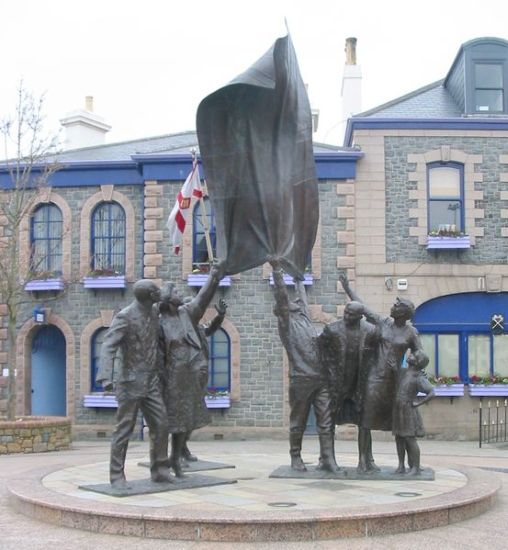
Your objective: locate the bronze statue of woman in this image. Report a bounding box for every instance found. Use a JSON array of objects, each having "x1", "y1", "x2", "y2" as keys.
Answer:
[{"x1": 339, "y1": 275, "x2": 423, "y2": 433}]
